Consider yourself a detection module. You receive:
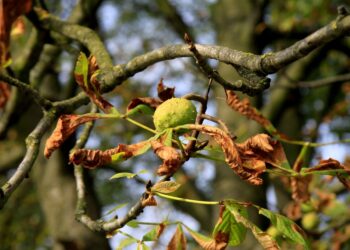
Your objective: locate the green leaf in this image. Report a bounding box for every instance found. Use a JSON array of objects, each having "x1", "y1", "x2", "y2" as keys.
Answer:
[
  {"x1": 215, "y1": 203, "x2": 247, "y2": 246},
  {"x1": 151, "y1": 181, "x2": 181, "y2": 194},
  {"x1": 141, "y1": 243, "x2": 151, "y2": 250},
  {"x1": 137, "y1": 169, "x2": 149, "y2": 175},
  {"x1": 142, "y1": 227, "x2": 158, "y2": 242},
  {"x1": 126, "y1": 220, "x2": 139, "y2": 228},
  {"x1": 225, "y1": 201, "x2": 280, "y2": 250},
  {"x1": 74, "y1": 52, "x2": 89, "y2": 89},
  {"x1": 104, "y1": 203, "x2": 128, "y2": 217},
  {"x1": 110, "y1": 172, "x2": 137, "y2": 180},
  {"x1": 116, "y1": 237, "x2": 137, "y2": 250},
  {"x1": 111, "y1": 152, "x2": 127, "y2": 163},
  {"x1": 259, "y1": 207, "x2": 310, "y2": 250},
  {"x1": 163, "y1": 129, "x2": 173, "y2": 147},
  {"x1": 127, "y1": 104, "x2": 155, "y2": 117}
]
